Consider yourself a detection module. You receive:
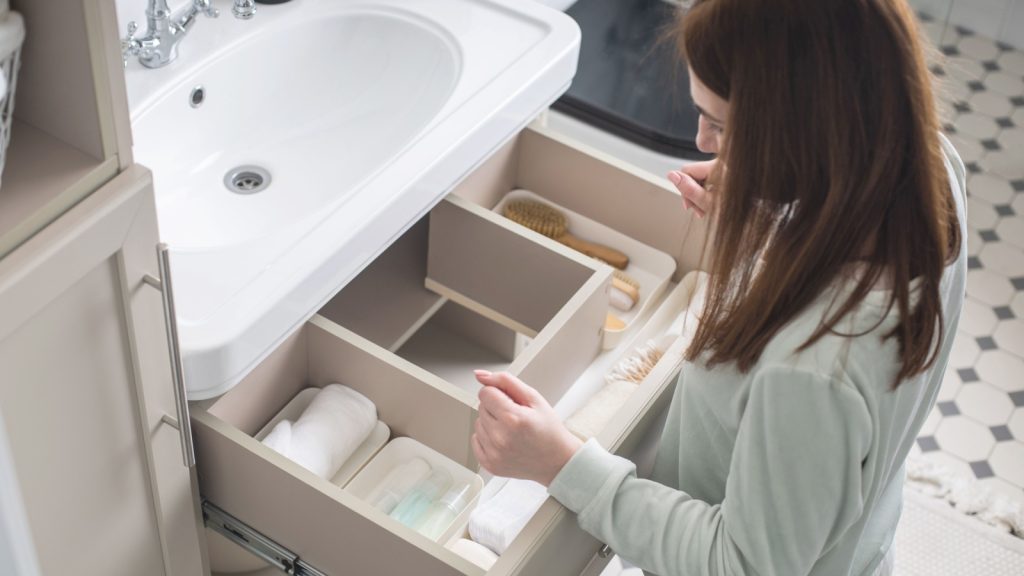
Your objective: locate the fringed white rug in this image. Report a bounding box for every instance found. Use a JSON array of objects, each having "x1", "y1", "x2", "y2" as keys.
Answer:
[
  {"x1": 896, "y1": 456, "x2": 1024, "y2": 576},
  {"x1": 599, "y1": 456, "x2": 1024, "y2": 576}
]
